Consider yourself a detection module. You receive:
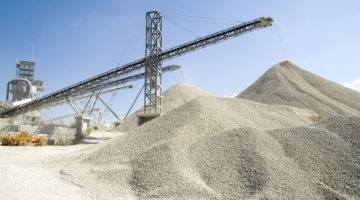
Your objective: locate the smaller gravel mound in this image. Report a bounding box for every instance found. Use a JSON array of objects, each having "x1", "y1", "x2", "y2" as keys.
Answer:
[
  {"x1": 237, "y1": 61, "x2": 360, "y2": 119},
  {"x1": 114, "y1": 83, "x2": 211, "y2": 133}
]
